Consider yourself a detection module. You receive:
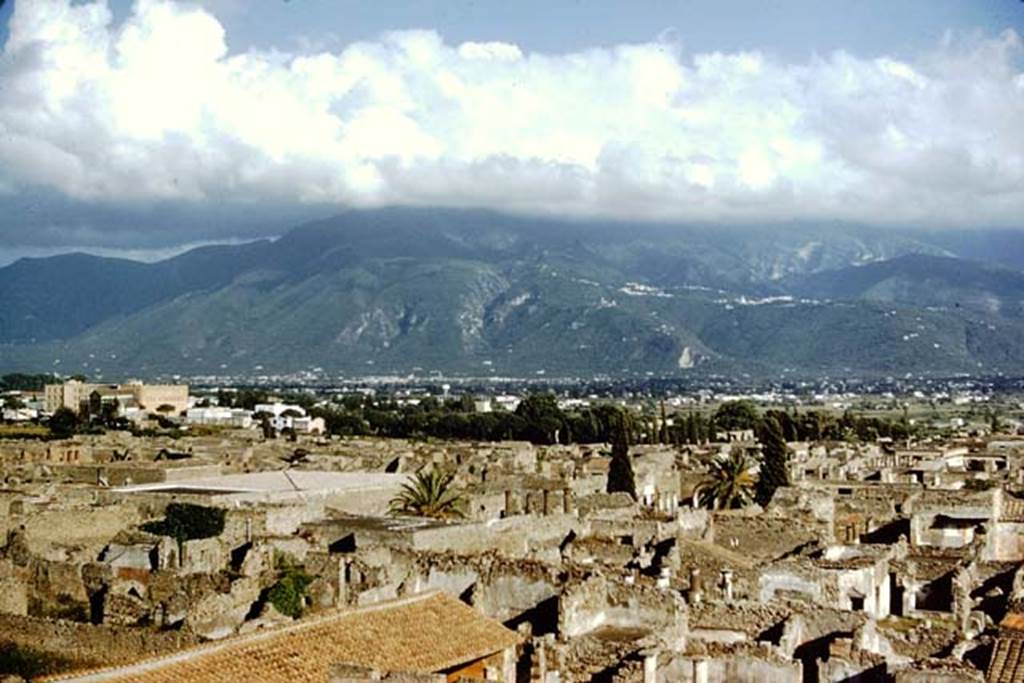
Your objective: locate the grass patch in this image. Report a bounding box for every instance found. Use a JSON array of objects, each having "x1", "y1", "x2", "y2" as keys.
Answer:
[{"x1": 0, "y1": 424, "x2": 50, "y2": 440}]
